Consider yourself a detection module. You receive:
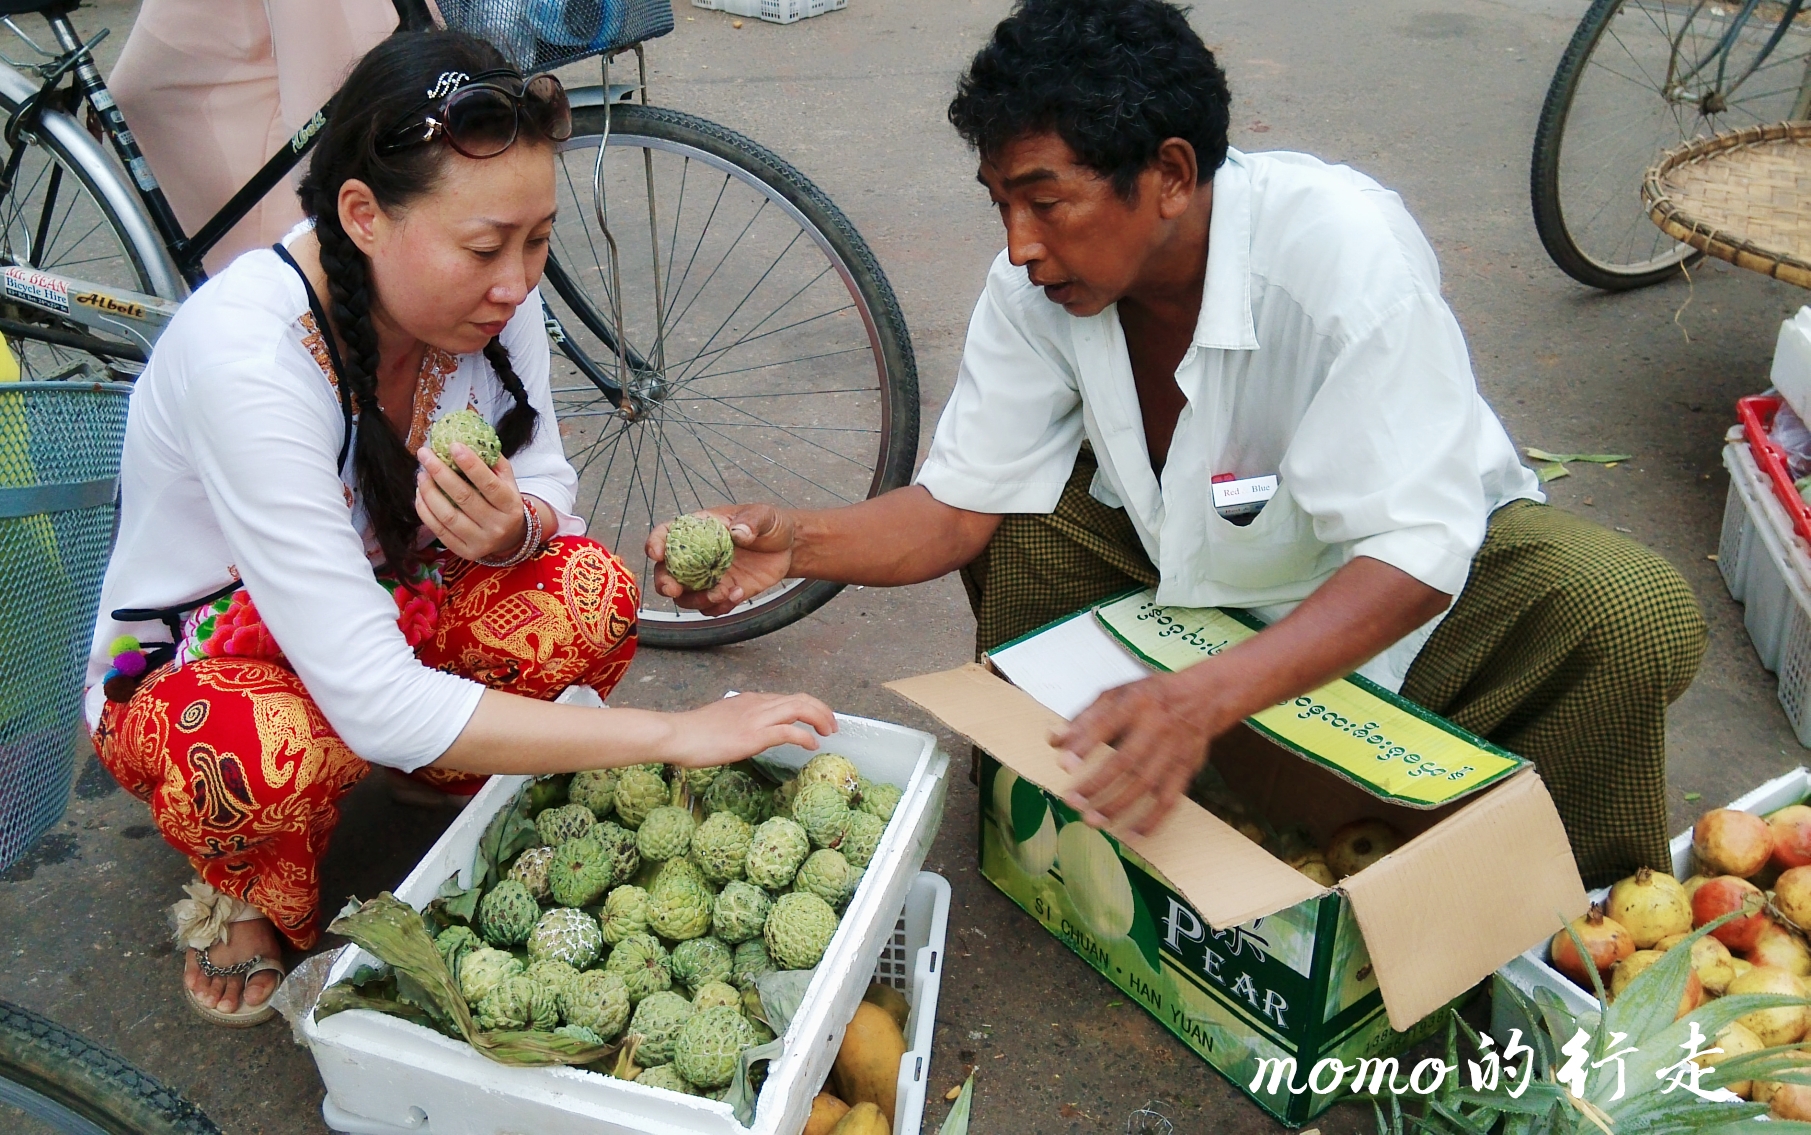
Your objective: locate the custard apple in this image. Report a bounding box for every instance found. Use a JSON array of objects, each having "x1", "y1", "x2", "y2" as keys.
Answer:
[
  {"x1": 674, "y1": 1005, "x2": 756, "y2": 1089},
  {"x1": 704, "y1": 768, "x2": 770, "y2": 826},
  {"x1": 435, "y1": 924, "x2": 481, "y2": 977},
  {"x1": 745, "y1": 817, "x2": 810, "y2": 889},
  {"x1": 839, "y1": 810, "x2": 886, "y2": 869},
  {"x1": 691, "y1": 811, "x2": 753, "y2": 884},
  {"x1": 731, "y1": 939, "x2": 775, "y2": 990},
  {"x1": 858, "y1": 780, "x2": 903, "y2": 822},
  {"x1": 635, "y1": 1063, "x2": 698, "y2": 1095},
  {"x1": 535, "y1": 802, "x2": 597, "y2": 847},
  {"x1": 526, "y1": 773, "x2": 571, "y2": 813},
  {"x1": 692, "y1": 980, "x2": 742, "y2": 1011},
  {"x1": 569, "y1": 768, "x2": 619, "y2": 818},
  {"x1": 765, "y1": 891, "x2": 838, "y2": 969},
  {"x1": 771, "y1": 778, "x2": 800, "y2": 819},
  {"x1": 795, "y1": 848, "x2": 862, "y2": 909},
  {"x1": 477, "y1": 879, "x2": 540, "y2": 947},
  {"x1": 554, "y1": 1024, "x2": 605, "y2": 1046},
  {"x1": 457, "y1": 946, "x2": 524, "y2": 1004},
  {"x1": 637, "y1": 805, "x2": 696, "y2": 862},
  {"x1": 653, "y1": 855, "x2": 707, "y2": 892},
  {"x1": 793, "y1": 782, "x2": 854, "y2": 850},
  {"x1": 605, "y1": 933, "x2": 673, "y2": 1003},
  {"x1": 430, "y1": 408, "x2": 502, "y2": 468},
  {"x1": 559, "y1": 968, "x2": 631, "y2": 1040},
  {"x1": 647, "y1": 873, "x2": 714, "y2": 941},
  {"x1": 524, "y1": 958, "x2": 581, "y2": 1002},
  {"x1": 507, "y1": 846, "x2": 556, "y2": 903},
  {"x1": 547, "y1": 837, "x2": 614, "y2": 908},
  {"x1": 528, "y1": 906, "x2": 604, "y2": 969},
  {"x1": 593, "y1": 820, "x2": 642, "y2": 885},
  {"x1": 663, "y1": 513, "x2": 735, "y2": 592},
  {"x1": 475, "y1": 973, "x2": 558, "y2": 1031},
  {"x1": 614, "y1": 767, "x2": 670, "y2": 829},
  {"x1": 601, "y1": 884, "x2": 651, "y2": 944},
  {"x1": 797, "y1": 753, "x2": 861, "y2": 803},
  {"x1": 683, "y1": 766, "x2": 720, "y2": 794},
  {"x1": 711, "y1": 880, "x2": 772, "y2": 944},
  {"x1": 671, "y1": 936, "x2": 733, "y2": 990},
  {"x1": 628, "y1": 989, "x2": 695, "y2": 1065}
]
